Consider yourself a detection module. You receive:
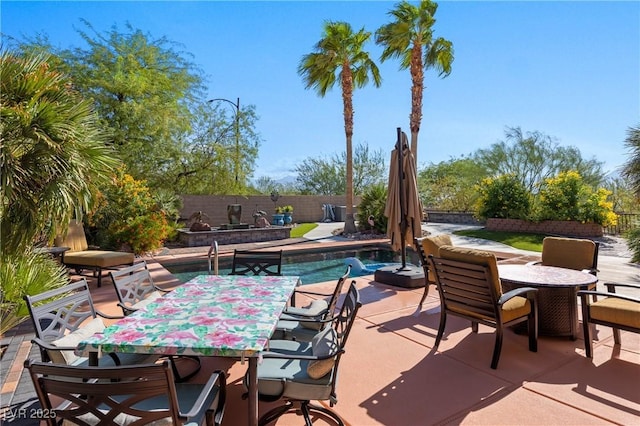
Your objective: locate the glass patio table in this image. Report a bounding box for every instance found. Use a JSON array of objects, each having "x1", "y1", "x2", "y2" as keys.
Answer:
[{"x1": 76, "y1": 274, "x2": 301, "y2": 426}]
